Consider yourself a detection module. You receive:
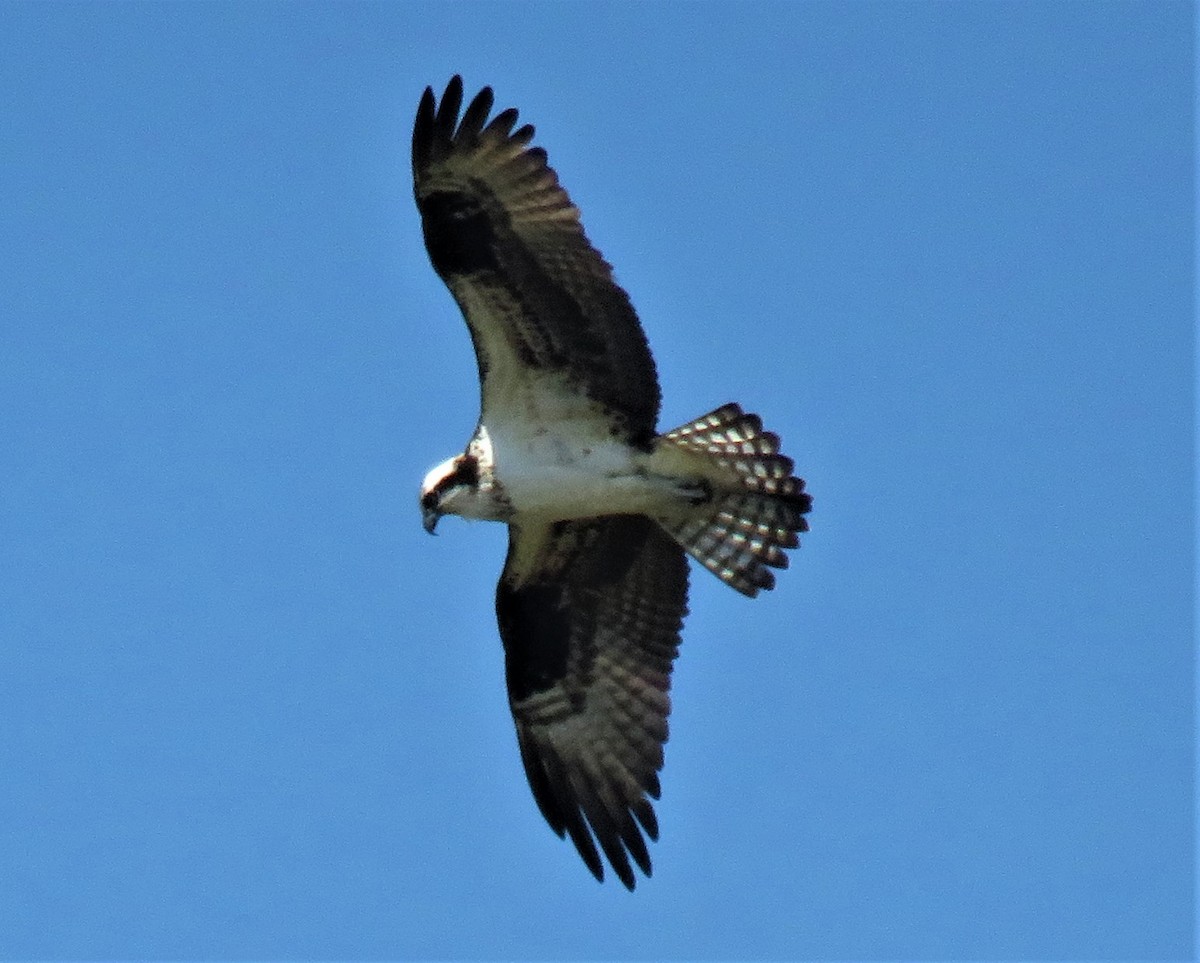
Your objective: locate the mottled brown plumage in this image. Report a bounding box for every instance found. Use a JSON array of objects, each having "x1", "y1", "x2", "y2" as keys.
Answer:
[{"x1": 413, "y1": 75, "x2": 660, "y2": 441}]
